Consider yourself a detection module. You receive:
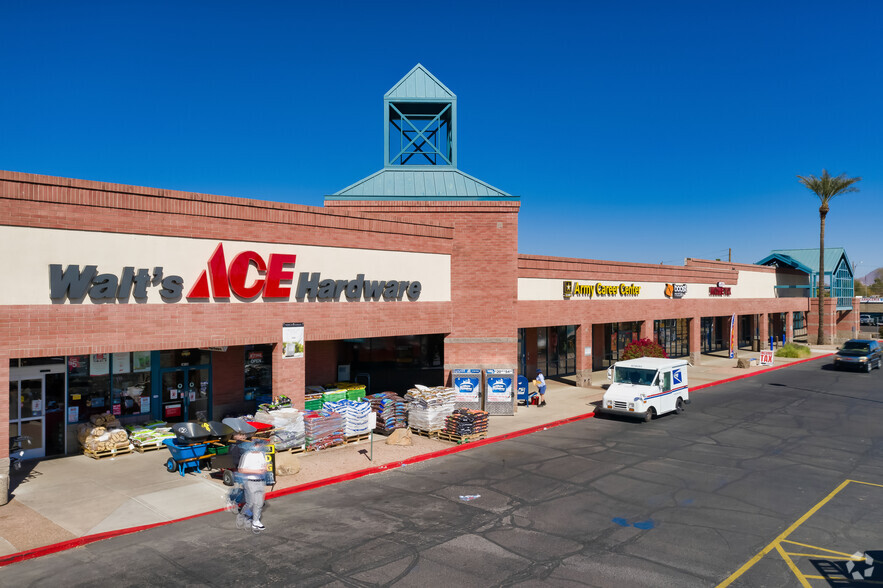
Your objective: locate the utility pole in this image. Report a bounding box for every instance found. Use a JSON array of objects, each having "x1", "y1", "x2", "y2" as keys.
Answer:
[{"x1": 728, "y1": 248, "x2": 731, "y2": 262}]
